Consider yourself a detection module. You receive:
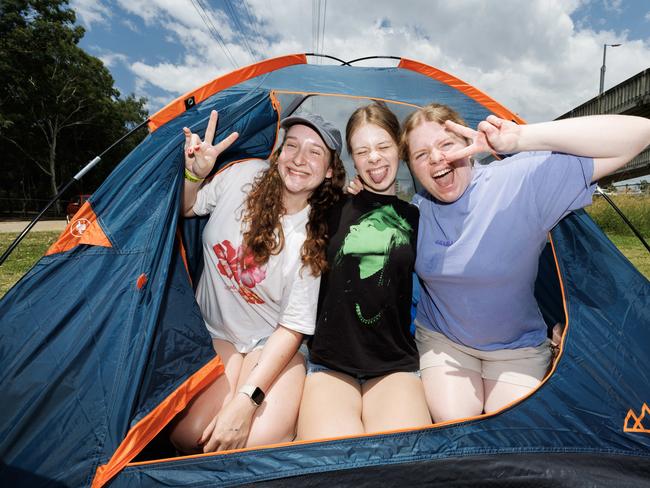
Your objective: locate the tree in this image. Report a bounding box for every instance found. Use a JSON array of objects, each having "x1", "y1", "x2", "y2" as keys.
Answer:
[
  {"x1": 0, "y1": 0, "x2": 148, "y2": 215},
  {"x1": 639, "y1": 179, "x2": 649, "y2": 194}
]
